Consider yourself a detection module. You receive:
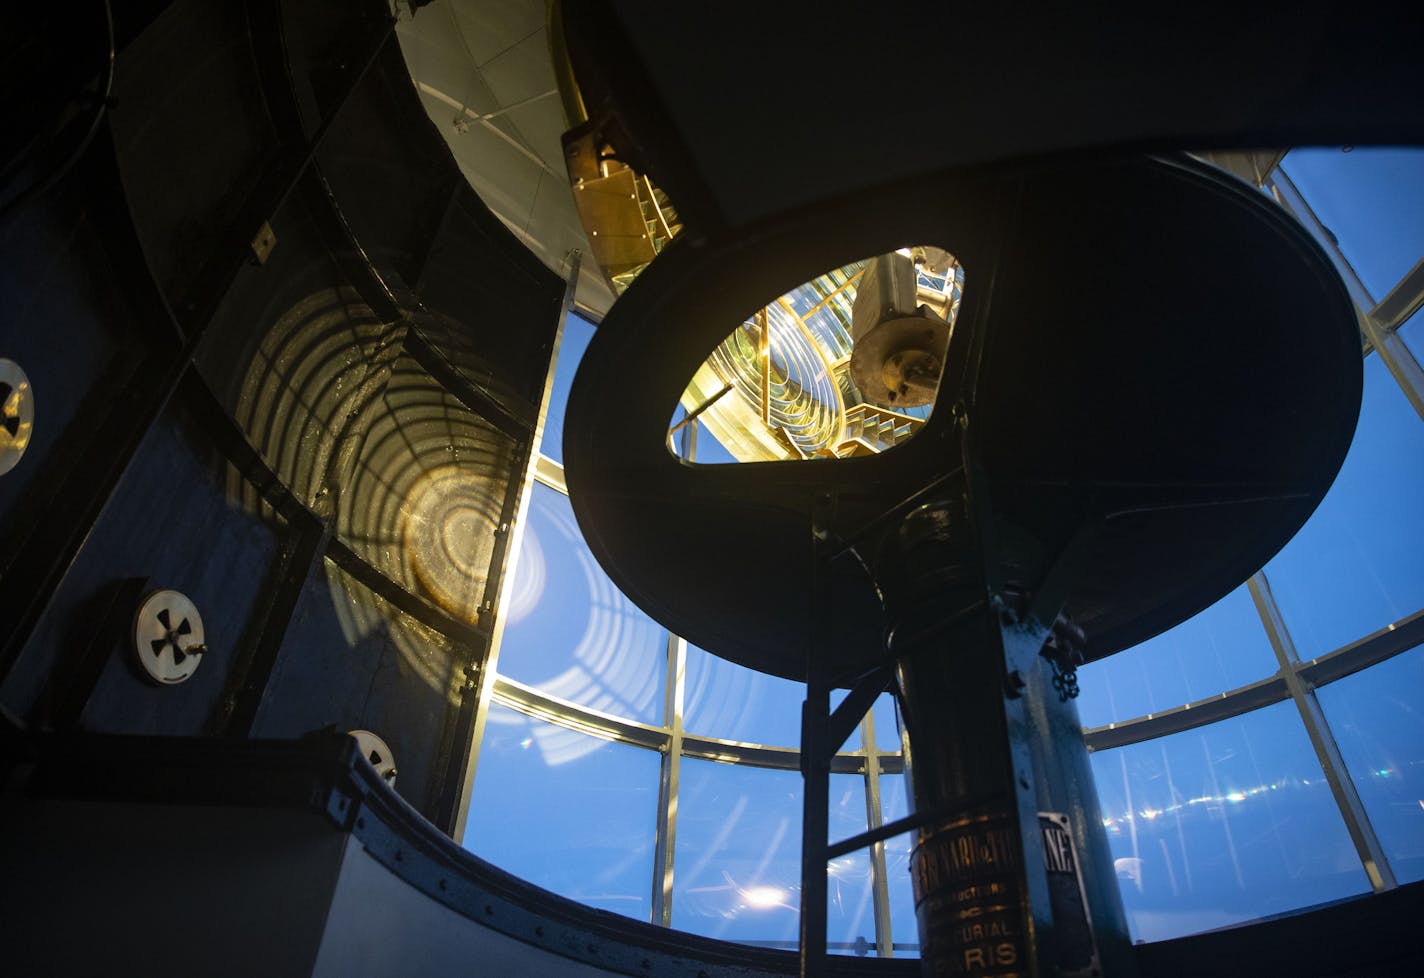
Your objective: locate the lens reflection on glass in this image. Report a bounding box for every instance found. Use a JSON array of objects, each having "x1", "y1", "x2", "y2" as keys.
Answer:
[
  {"x1": 228, "y1": 287, "x2": 515, "y2": 695},
  {"x1": 497, "y1": 484, "x2": 666, "y2": 730}
]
